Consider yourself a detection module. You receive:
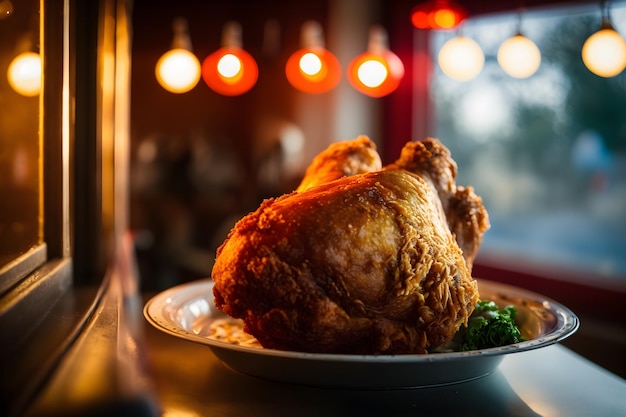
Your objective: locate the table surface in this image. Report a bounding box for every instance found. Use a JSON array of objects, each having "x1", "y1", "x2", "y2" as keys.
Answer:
[{"x1": 142, "y1": 321, "x2": 626, "y2": 417}]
